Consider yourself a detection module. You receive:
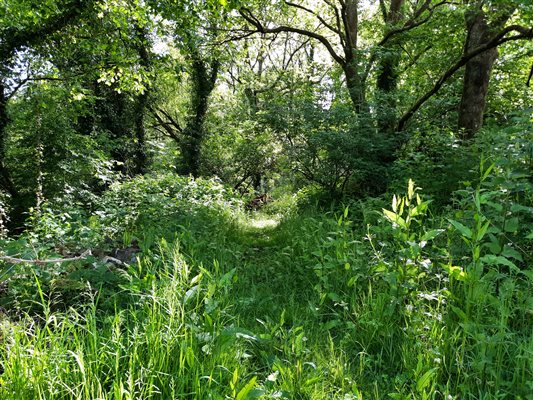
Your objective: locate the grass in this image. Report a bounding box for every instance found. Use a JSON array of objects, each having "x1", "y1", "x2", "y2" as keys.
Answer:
[{"x1": 0, "y1": 187, "x2": 531, "y2": 399}]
